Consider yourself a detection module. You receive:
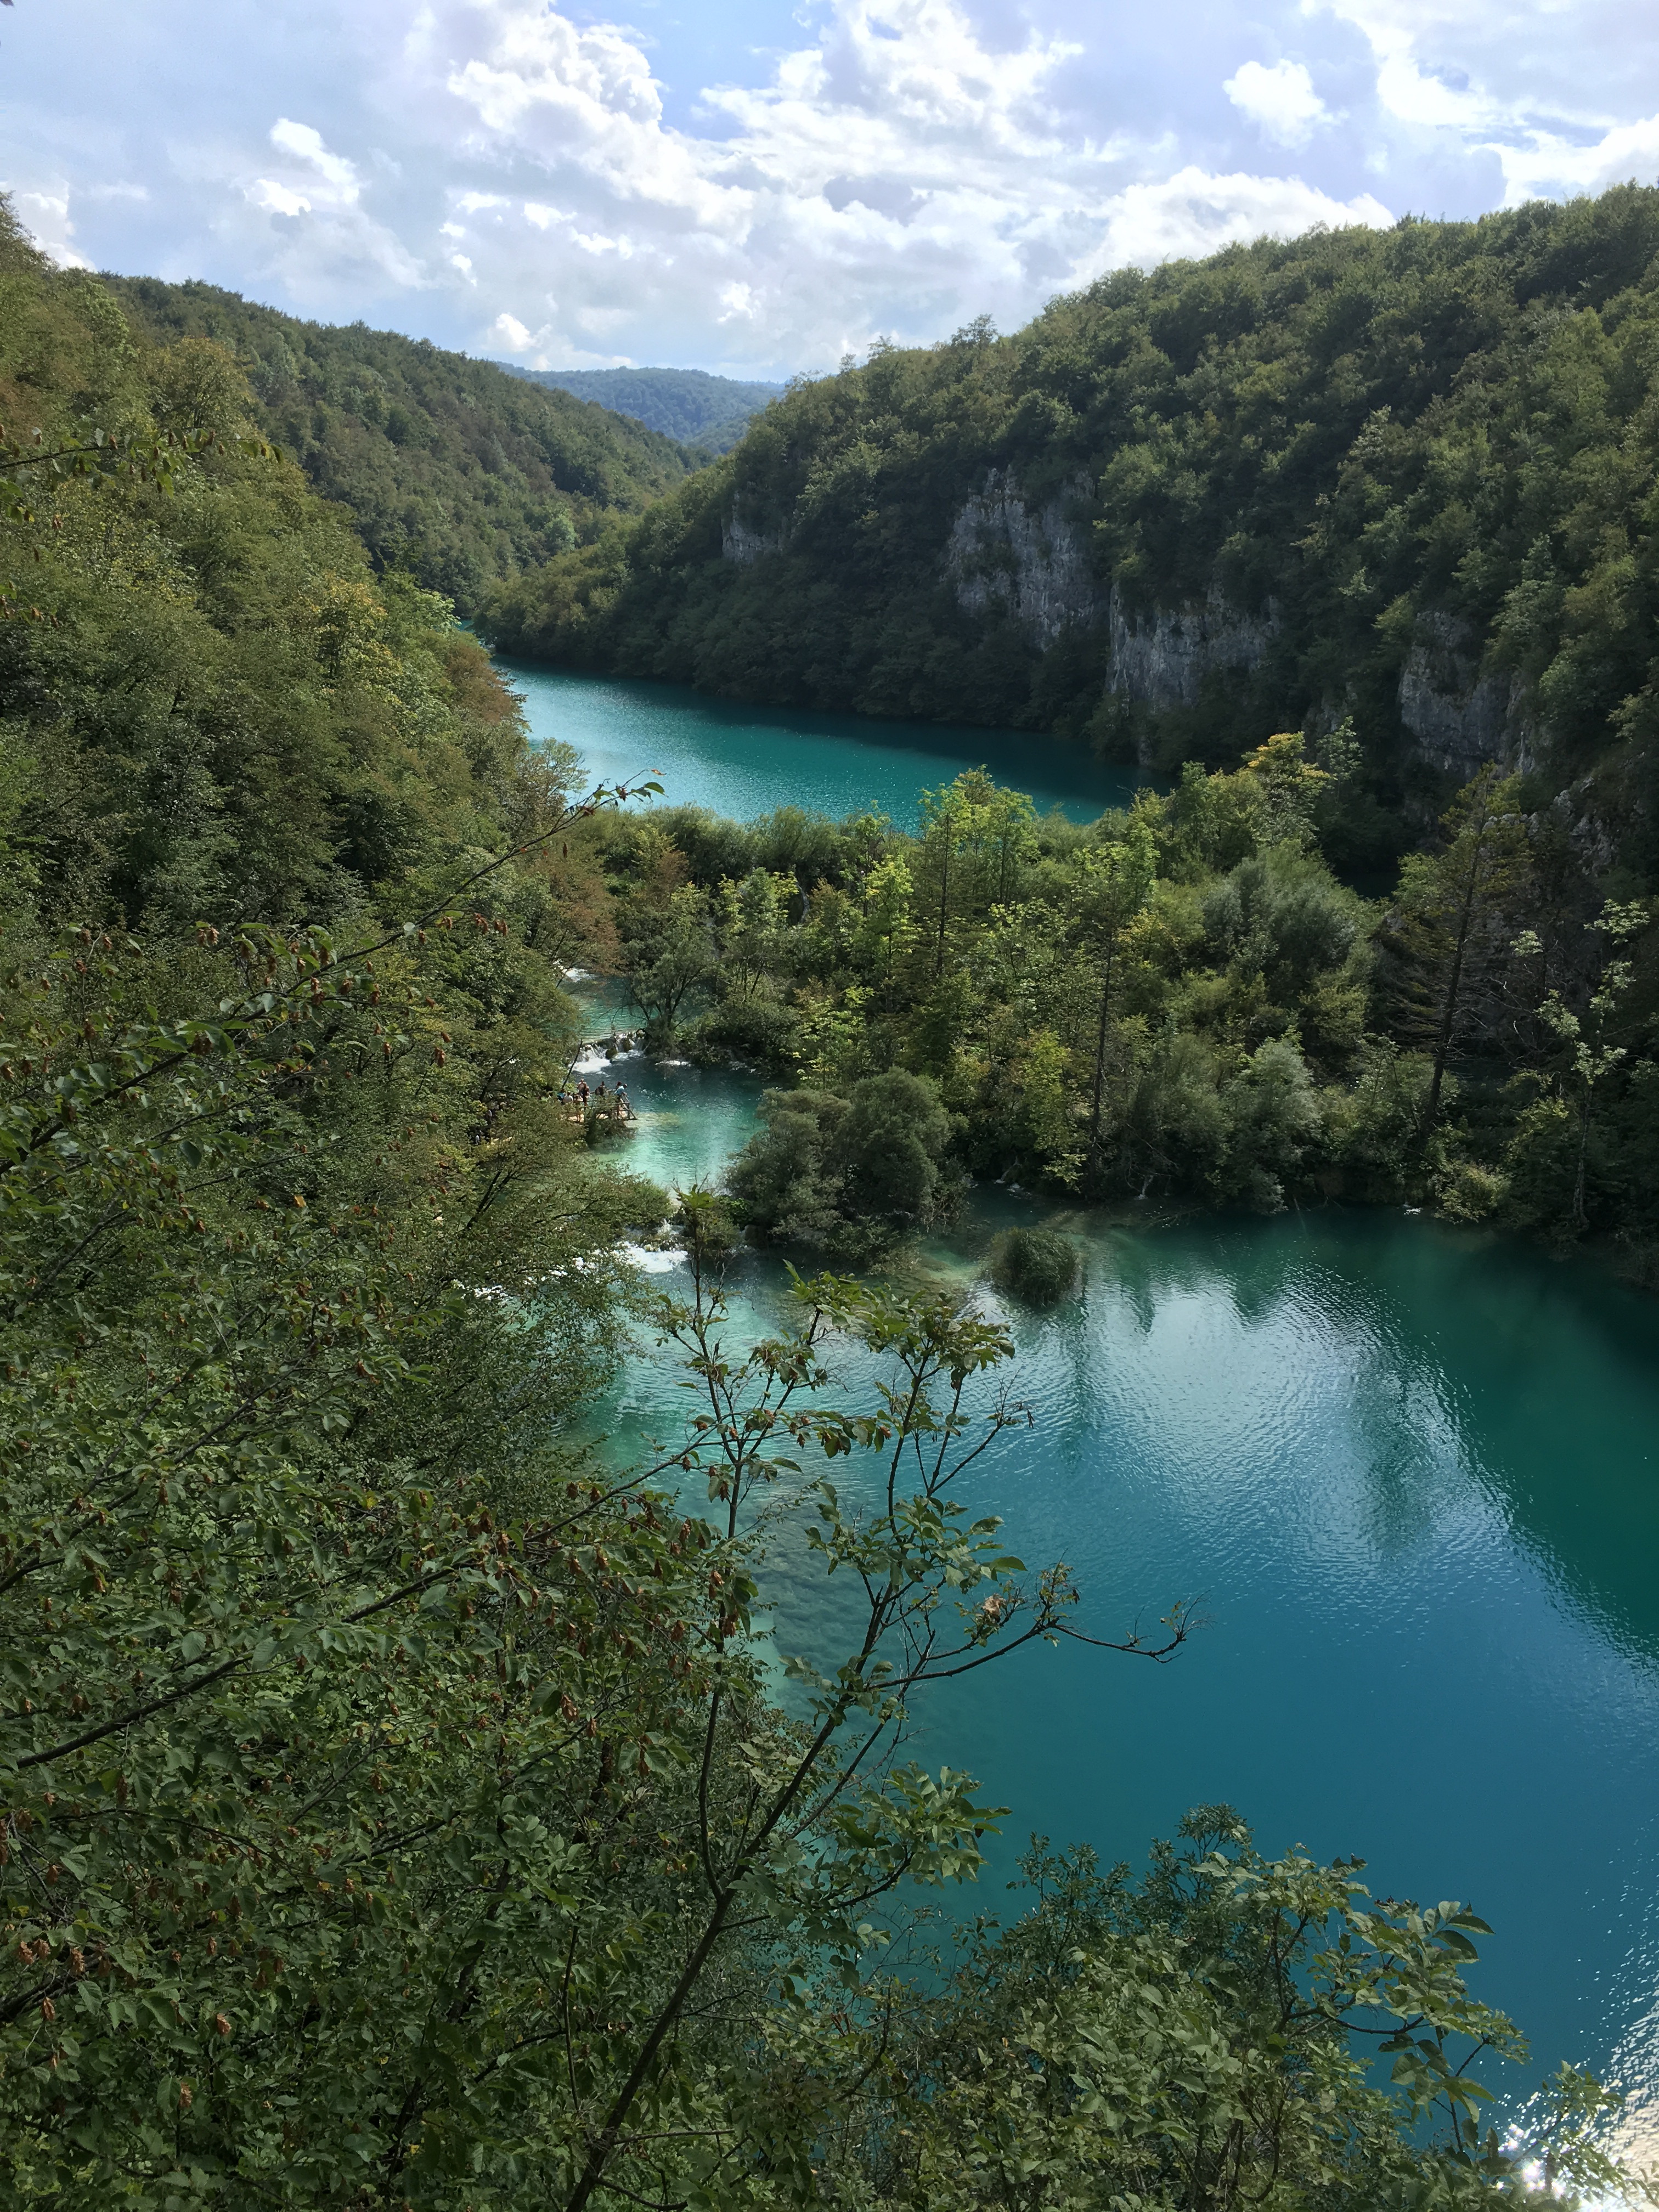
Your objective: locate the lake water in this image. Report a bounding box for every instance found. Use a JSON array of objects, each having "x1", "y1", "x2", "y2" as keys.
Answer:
[
  {"x1": 537, "y1": 673, "x2": 1659, "y2": 2157},
  {"x1": 504, "y1": 661, "x2": 1142, "y2": 829}
]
